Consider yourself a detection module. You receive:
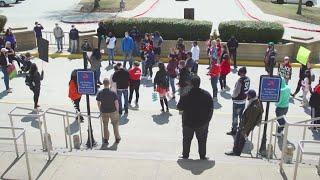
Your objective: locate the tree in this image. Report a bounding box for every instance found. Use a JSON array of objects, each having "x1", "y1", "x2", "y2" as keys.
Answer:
[{"x1": 297, "y1": 0, "x2": 302, "y2": 15}]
